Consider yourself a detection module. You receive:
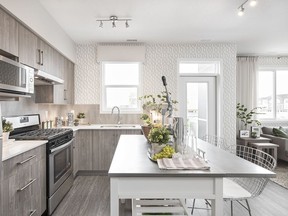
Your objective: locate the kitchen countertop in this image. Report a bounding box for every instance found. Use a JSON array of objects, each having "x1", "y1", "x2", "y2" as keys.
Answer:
[
  {"x1": 62, "y1": 124, "x2": 142, "y2": 132},
  {"x1": 2, "y1": 140, "x2": 47, "y2": 161},
  {"x1": 109, "y1": 135, "x2": 276, "y2": 178}
]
